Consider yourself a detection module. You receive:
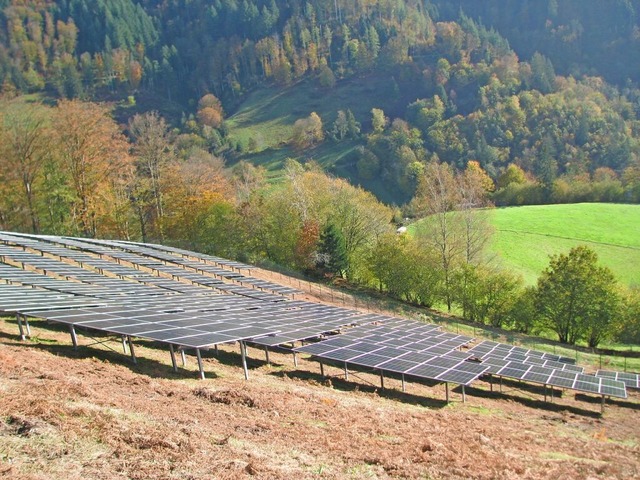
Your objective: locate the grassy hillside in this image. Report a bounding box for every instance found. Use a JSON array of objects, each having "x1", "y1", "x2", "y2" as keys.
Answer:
[
  {"x1": 486, "y1": 203, "x2": 640, "y2": 286},
  {"x1": 226, "y1": 76, "x2": 413, "y2": 205}
]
